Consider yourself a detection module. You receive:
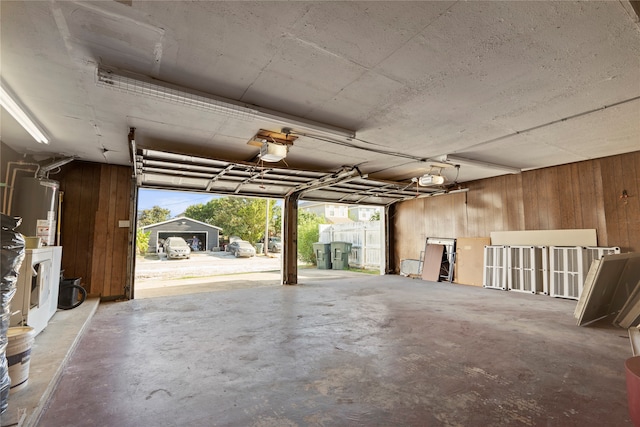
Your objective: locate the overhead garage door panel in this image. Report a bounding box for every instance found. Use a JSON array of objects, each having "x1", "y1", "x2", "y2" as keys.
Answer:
[{"x1": 136, "y1": 148, "x2": 450, "y2": 204}]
